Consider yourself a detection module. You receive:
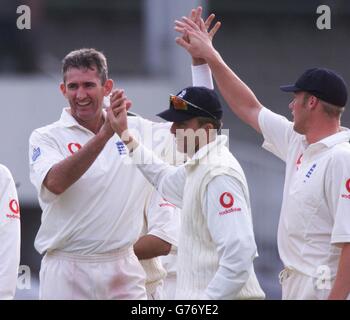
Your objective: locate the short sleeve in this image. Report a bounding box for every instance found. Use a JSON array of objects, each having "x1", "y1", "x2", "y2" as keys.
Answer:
[
  {"x1": 258, "y1": 107, "x2": 295, "y2": 162},
  {"x1": 327, "y1": 149, "x2": 350, "y2": 244},
  {"x1": 145, "y1": 189, "x2": 180, "y2": 249},
  {"x1": 29, "y1": 130, "x2": 64, "y2": 203}
]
